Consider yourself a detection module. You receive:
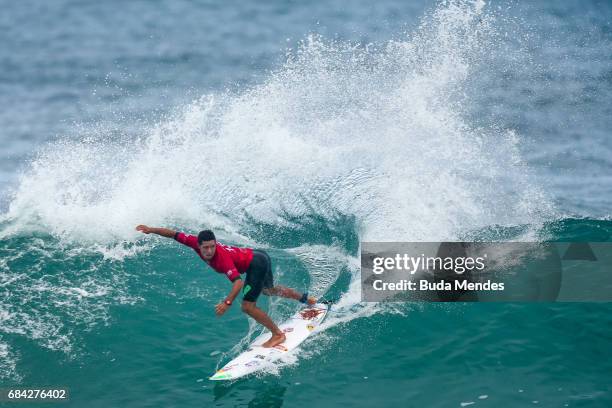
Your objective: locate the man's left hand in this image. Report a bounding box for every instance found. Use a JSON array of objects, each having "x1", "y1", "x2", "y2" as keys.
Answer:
[{"x1": 215, "y1": 302, "x2": 230, "y2": 316}]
